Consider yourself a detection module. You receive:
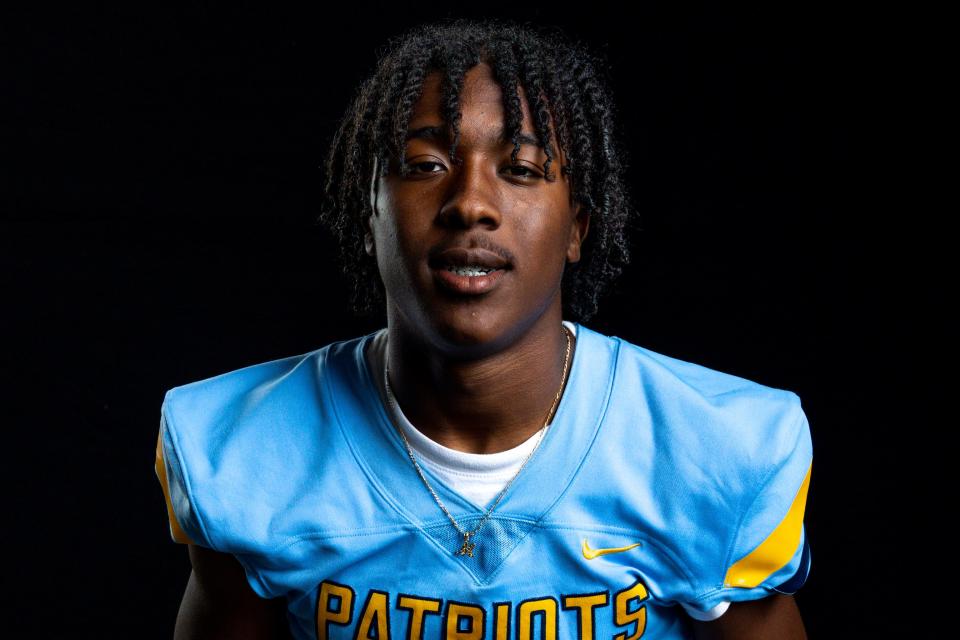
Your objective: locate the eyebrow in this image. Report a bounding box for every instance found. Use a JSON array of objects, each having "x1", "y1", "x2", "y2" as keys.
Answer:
[{"x1": 405, "y1": 125, "x2": 542, "y2": 149}]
